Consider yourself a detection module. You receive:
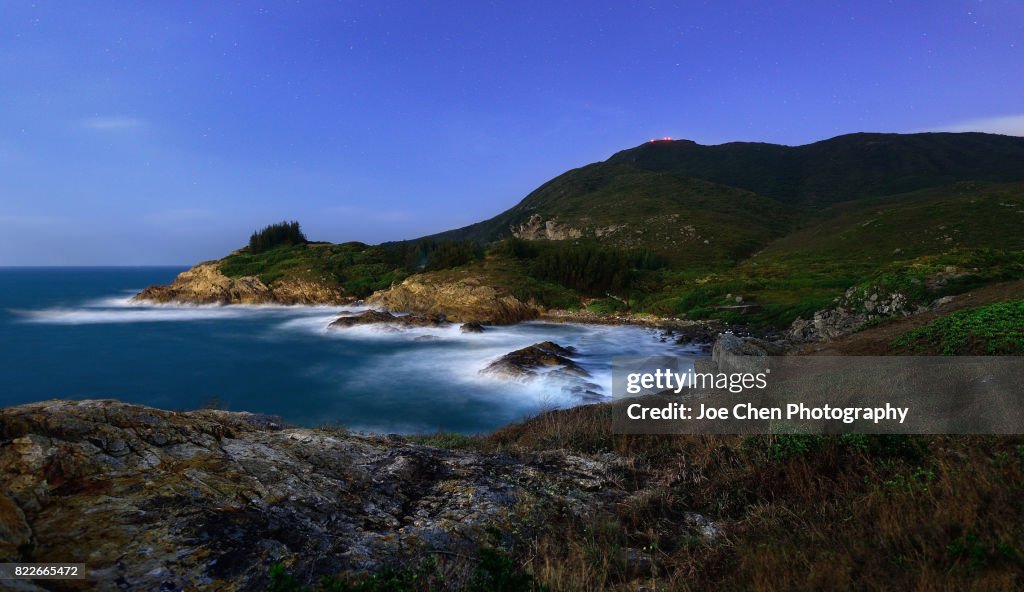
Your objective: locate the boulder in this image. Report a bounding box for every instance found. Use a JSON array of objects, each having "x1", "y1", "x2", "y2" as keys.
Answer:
[
  {"x1": 706, "y1": 333, "x2": 769, "y2": 374},
  {"x1": 460, "y1": 321, "x2": 485, "y2": 333},
  {"x1": 482, "y1": 341, "x2": 588, "y2": 379}
]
